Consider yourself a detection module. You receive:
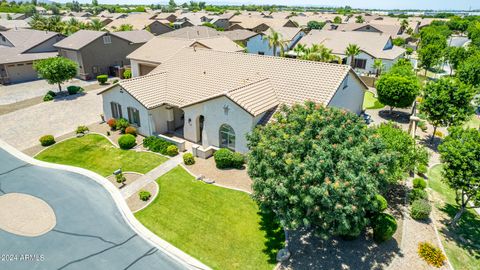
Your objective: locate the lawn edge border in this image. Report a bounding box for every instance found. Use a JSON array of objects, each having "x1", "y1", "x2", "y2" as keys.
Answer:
[{"x1": 0, "y1": 138, "x2": 211, "y2": 270}]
